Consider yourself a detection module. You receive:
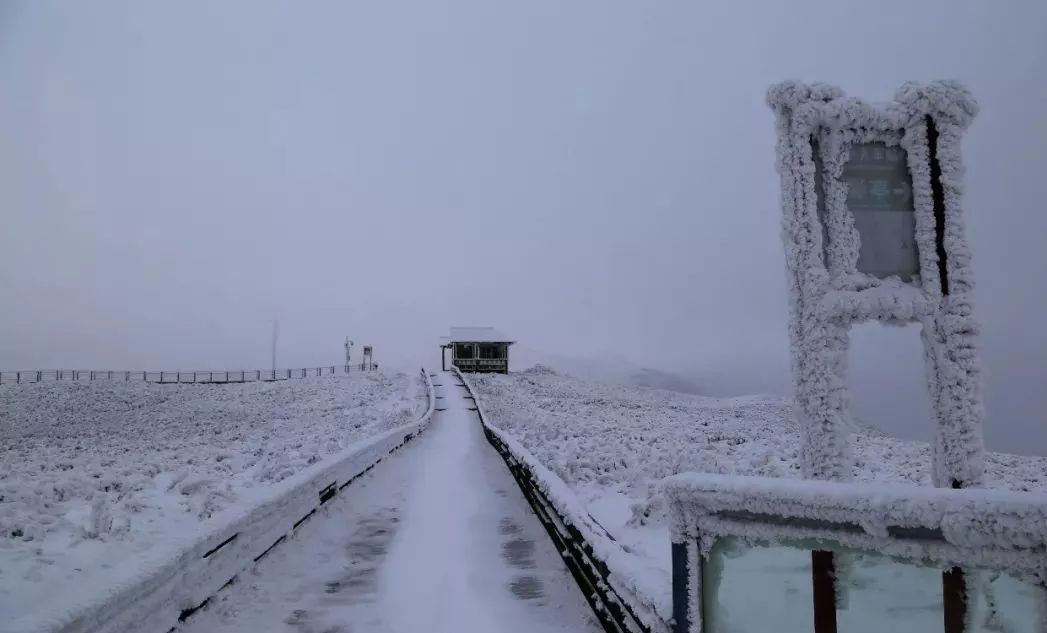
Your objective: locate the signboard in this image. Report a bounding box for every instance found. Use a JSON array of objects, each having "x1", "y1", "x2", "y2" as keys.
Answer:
[
  {"x1": 767, "y1": 80, "x2": 984, "y2": 490},
  {"x1": 843, "y1": 142, "x2": 919, "y2": 281}
]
